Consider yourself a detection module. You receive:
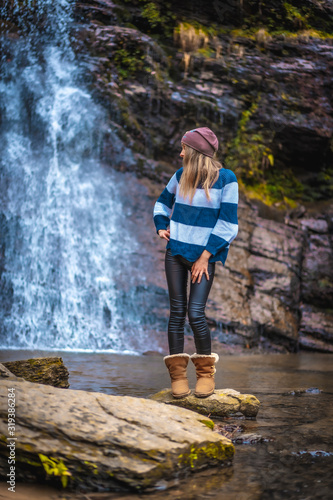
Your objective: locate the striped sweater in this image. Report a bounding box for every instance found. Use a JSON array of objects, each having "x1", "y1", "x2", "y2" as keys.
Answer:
[{"x1": 153, "y1": 167, "x2": 238, "y2": 265}]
